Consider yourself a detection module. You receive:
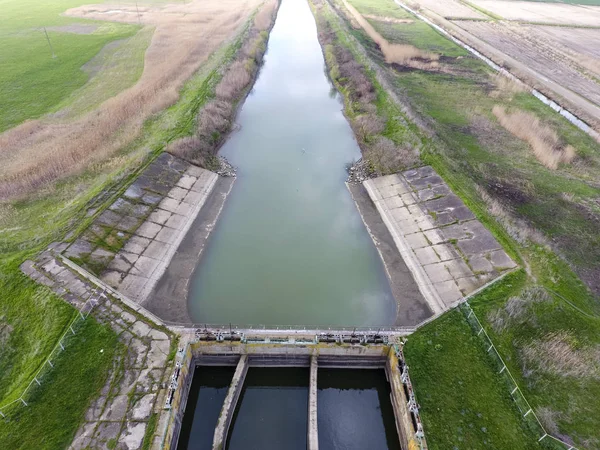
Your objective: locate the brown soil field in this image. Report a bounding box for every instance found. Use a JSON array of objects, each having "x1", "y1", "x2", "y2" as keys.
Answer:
[
  {"x1": 455, "y1": 20, "x2": 600, "y2": 108},
  {"x1": 521, "y1": 25, "x2": 600, "y2": 76},
  {"x1": 469, "y1": 0, "x2": 600, "y2": 26},
  {"x1": 0, "y1": 0, "x2": 262, "y2": 200},
  {"x1": 410, "y1": 0, "x2": 487, "y2": 19}
]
